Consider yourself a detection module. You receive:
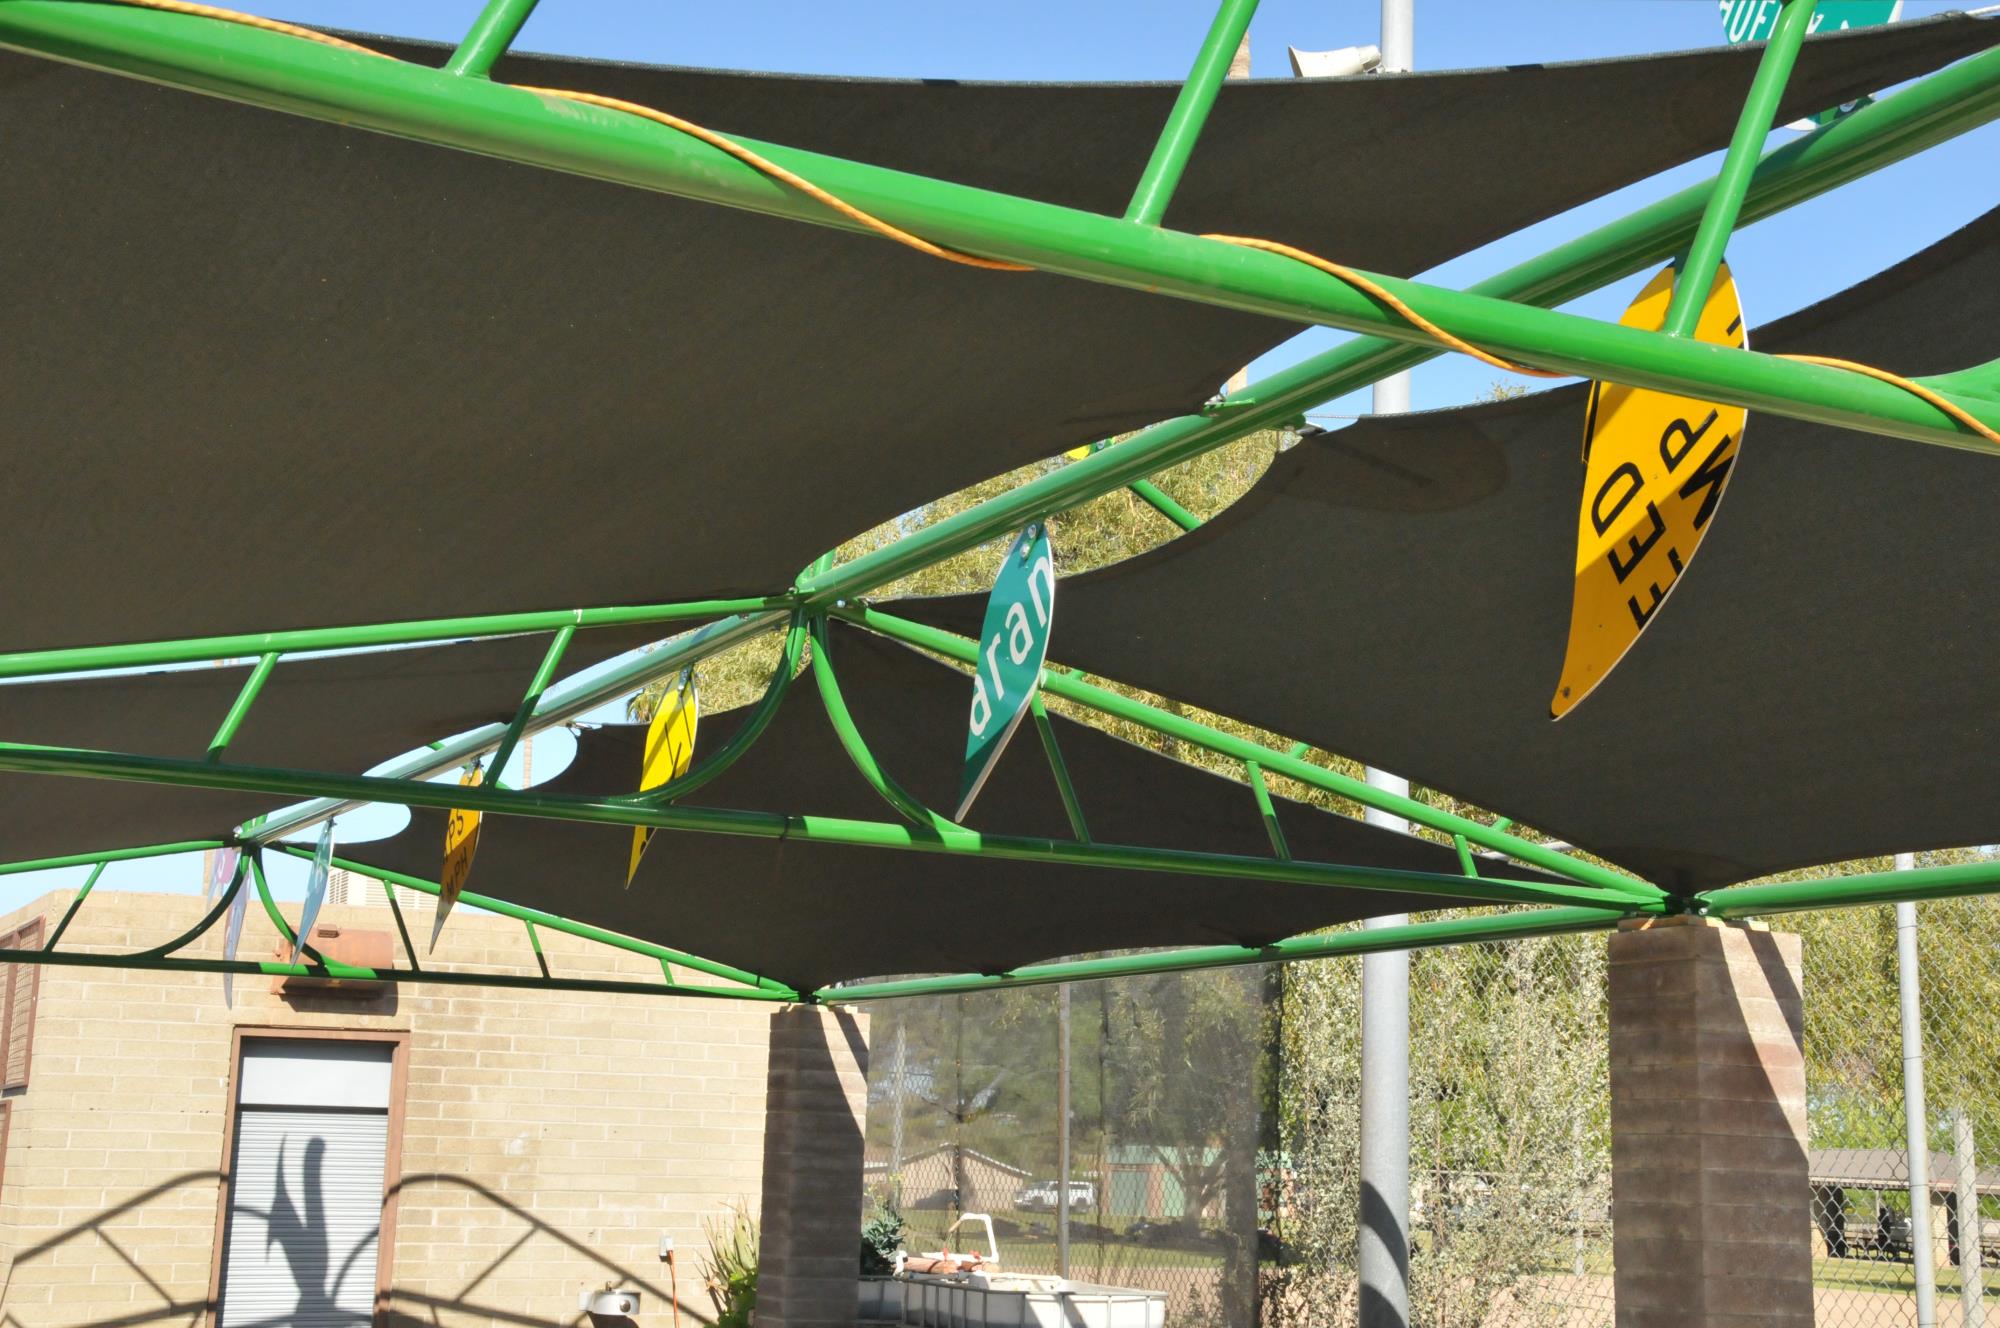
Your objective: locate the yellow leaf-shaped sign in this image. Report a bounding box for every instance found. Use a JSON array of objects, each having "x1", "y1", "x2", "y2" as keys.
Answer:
[
  {"x1": 628, "y1": 674, "x2": 699, "y2": 886},
  {"x1": 432, "y1": 766, "x2": 482, "y2": 950},
  {"x1": 1551, "y1": 261, "x2": 1747, "y2": 720}
]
